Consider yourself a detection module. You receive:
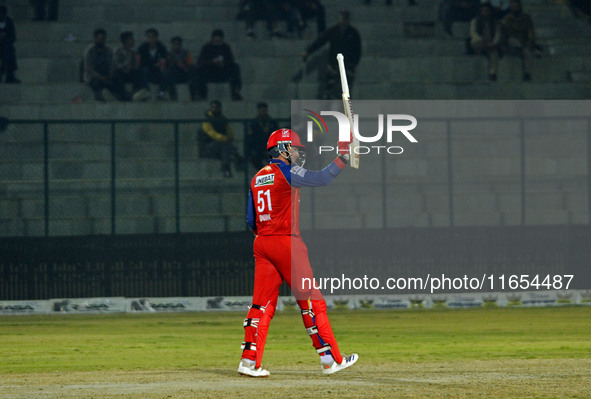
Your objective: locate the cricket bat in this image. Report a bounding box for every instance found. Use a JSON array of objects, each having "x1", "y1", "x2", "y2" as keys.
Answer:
[{"x1": 336, "y1": 53, "x2": 360, "y2": 169}]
